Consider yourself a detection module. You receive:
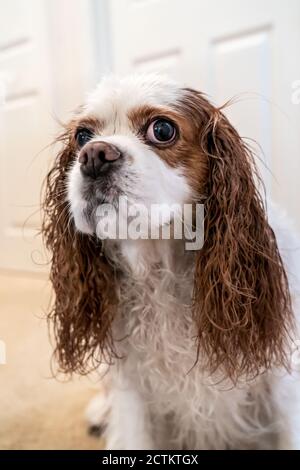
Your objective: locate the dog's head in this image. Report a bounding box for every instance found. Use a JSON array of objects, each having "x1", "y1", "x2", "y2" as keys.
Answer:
[{"x1": 43, "y1": 74, "x2": 292, "y2": 380}]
